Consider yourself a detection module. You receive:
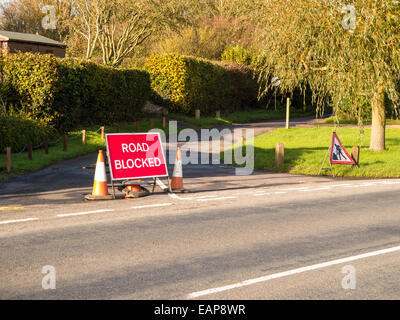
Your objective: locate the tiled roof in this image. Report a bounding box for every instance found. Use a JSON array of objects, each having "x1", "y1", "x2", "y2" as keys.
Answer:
[{"x1": 0, "y1": 30, "x2": 66, "y2": 47}]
